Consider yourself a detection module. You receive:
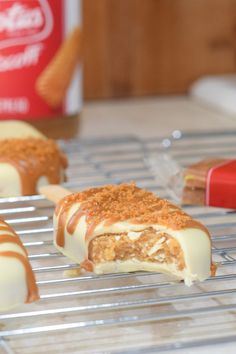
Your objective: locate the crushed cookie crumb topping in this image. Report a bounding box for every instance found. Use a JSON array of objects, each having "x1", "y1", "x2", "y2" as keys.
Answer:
[
  {"x1": 0, "y1": 138, "x2": 67, "y2": 169},
  {"x1": 57, "y1": 183, "x2": 208, "y2": 233},
  {"x1": 0, "y1": 138, "x2": 68, "y2": 195}
]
